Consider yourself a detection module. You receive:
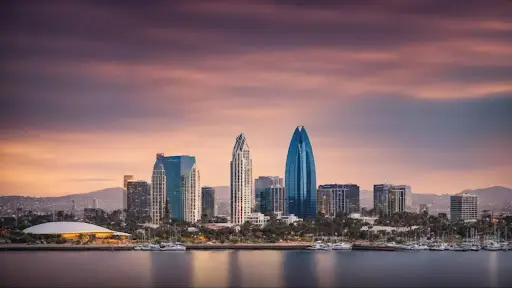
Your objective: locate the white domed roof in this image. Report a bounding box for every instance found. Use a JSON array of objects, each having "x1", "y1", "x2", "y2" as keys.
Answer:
[{"x1": 23, "y1": 222, "x2": 114, "y2": 234}]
